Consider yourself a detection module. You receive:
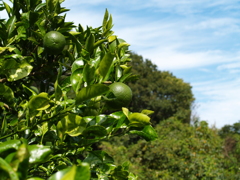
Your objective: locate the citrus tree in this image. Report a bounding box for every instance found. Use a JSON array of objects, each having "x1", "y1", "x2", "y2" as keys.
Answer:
[{"x1": 0, "y1": 0, "x2": 157, "y2": 179}]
